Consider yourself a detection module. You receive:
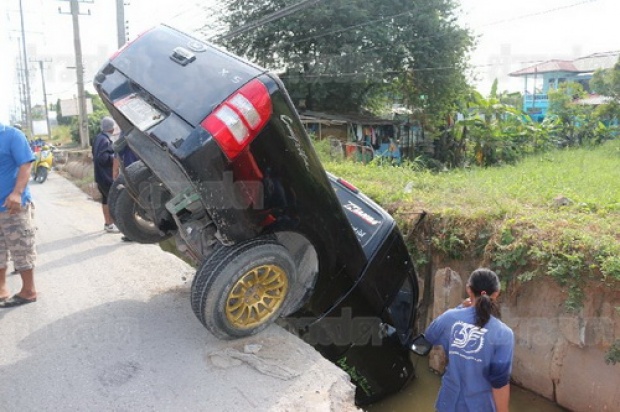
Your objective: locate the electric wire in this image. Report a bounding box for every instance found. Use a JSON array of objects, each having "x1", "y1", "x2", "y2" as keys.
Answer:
[
  {"x1": 238, "y1": 0, "x2": 605, "y2": 79},
  {"x1": 215, "y1": 0, "x2": 601, "y2": 49},
  {"x1": 480, "y1": 0, "x2": 600, "y2": 28},
  {"x1": 285, "y1": 8, "x2": 416, "y2": 44},
  {"x1": 5, "y1": 0, "x2": 608, "y2": 115},
  {"x1": 211, "y1": 0, "x2": 325, "y2": 41}
]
